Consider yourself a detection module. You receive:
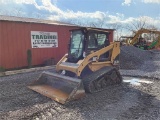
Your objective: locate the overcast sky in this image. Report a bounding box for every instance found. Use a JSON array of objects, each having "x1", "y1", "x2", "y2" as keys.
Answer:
[{"x1": 0, "y1": 0, "x2": 160, "y2": 35}]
